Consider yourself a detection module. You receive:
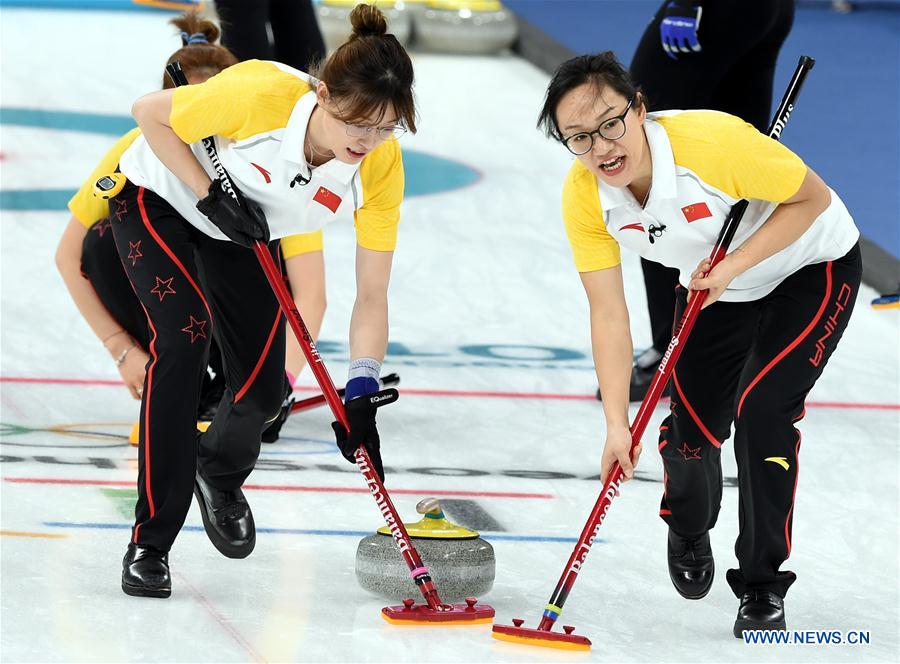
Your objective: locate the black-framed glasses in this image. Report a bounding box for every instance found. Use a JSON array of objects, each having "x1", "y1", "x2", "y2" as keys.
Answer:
[{"x1": 562, "y1": 96, "x2": 635, "y2": 155}]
